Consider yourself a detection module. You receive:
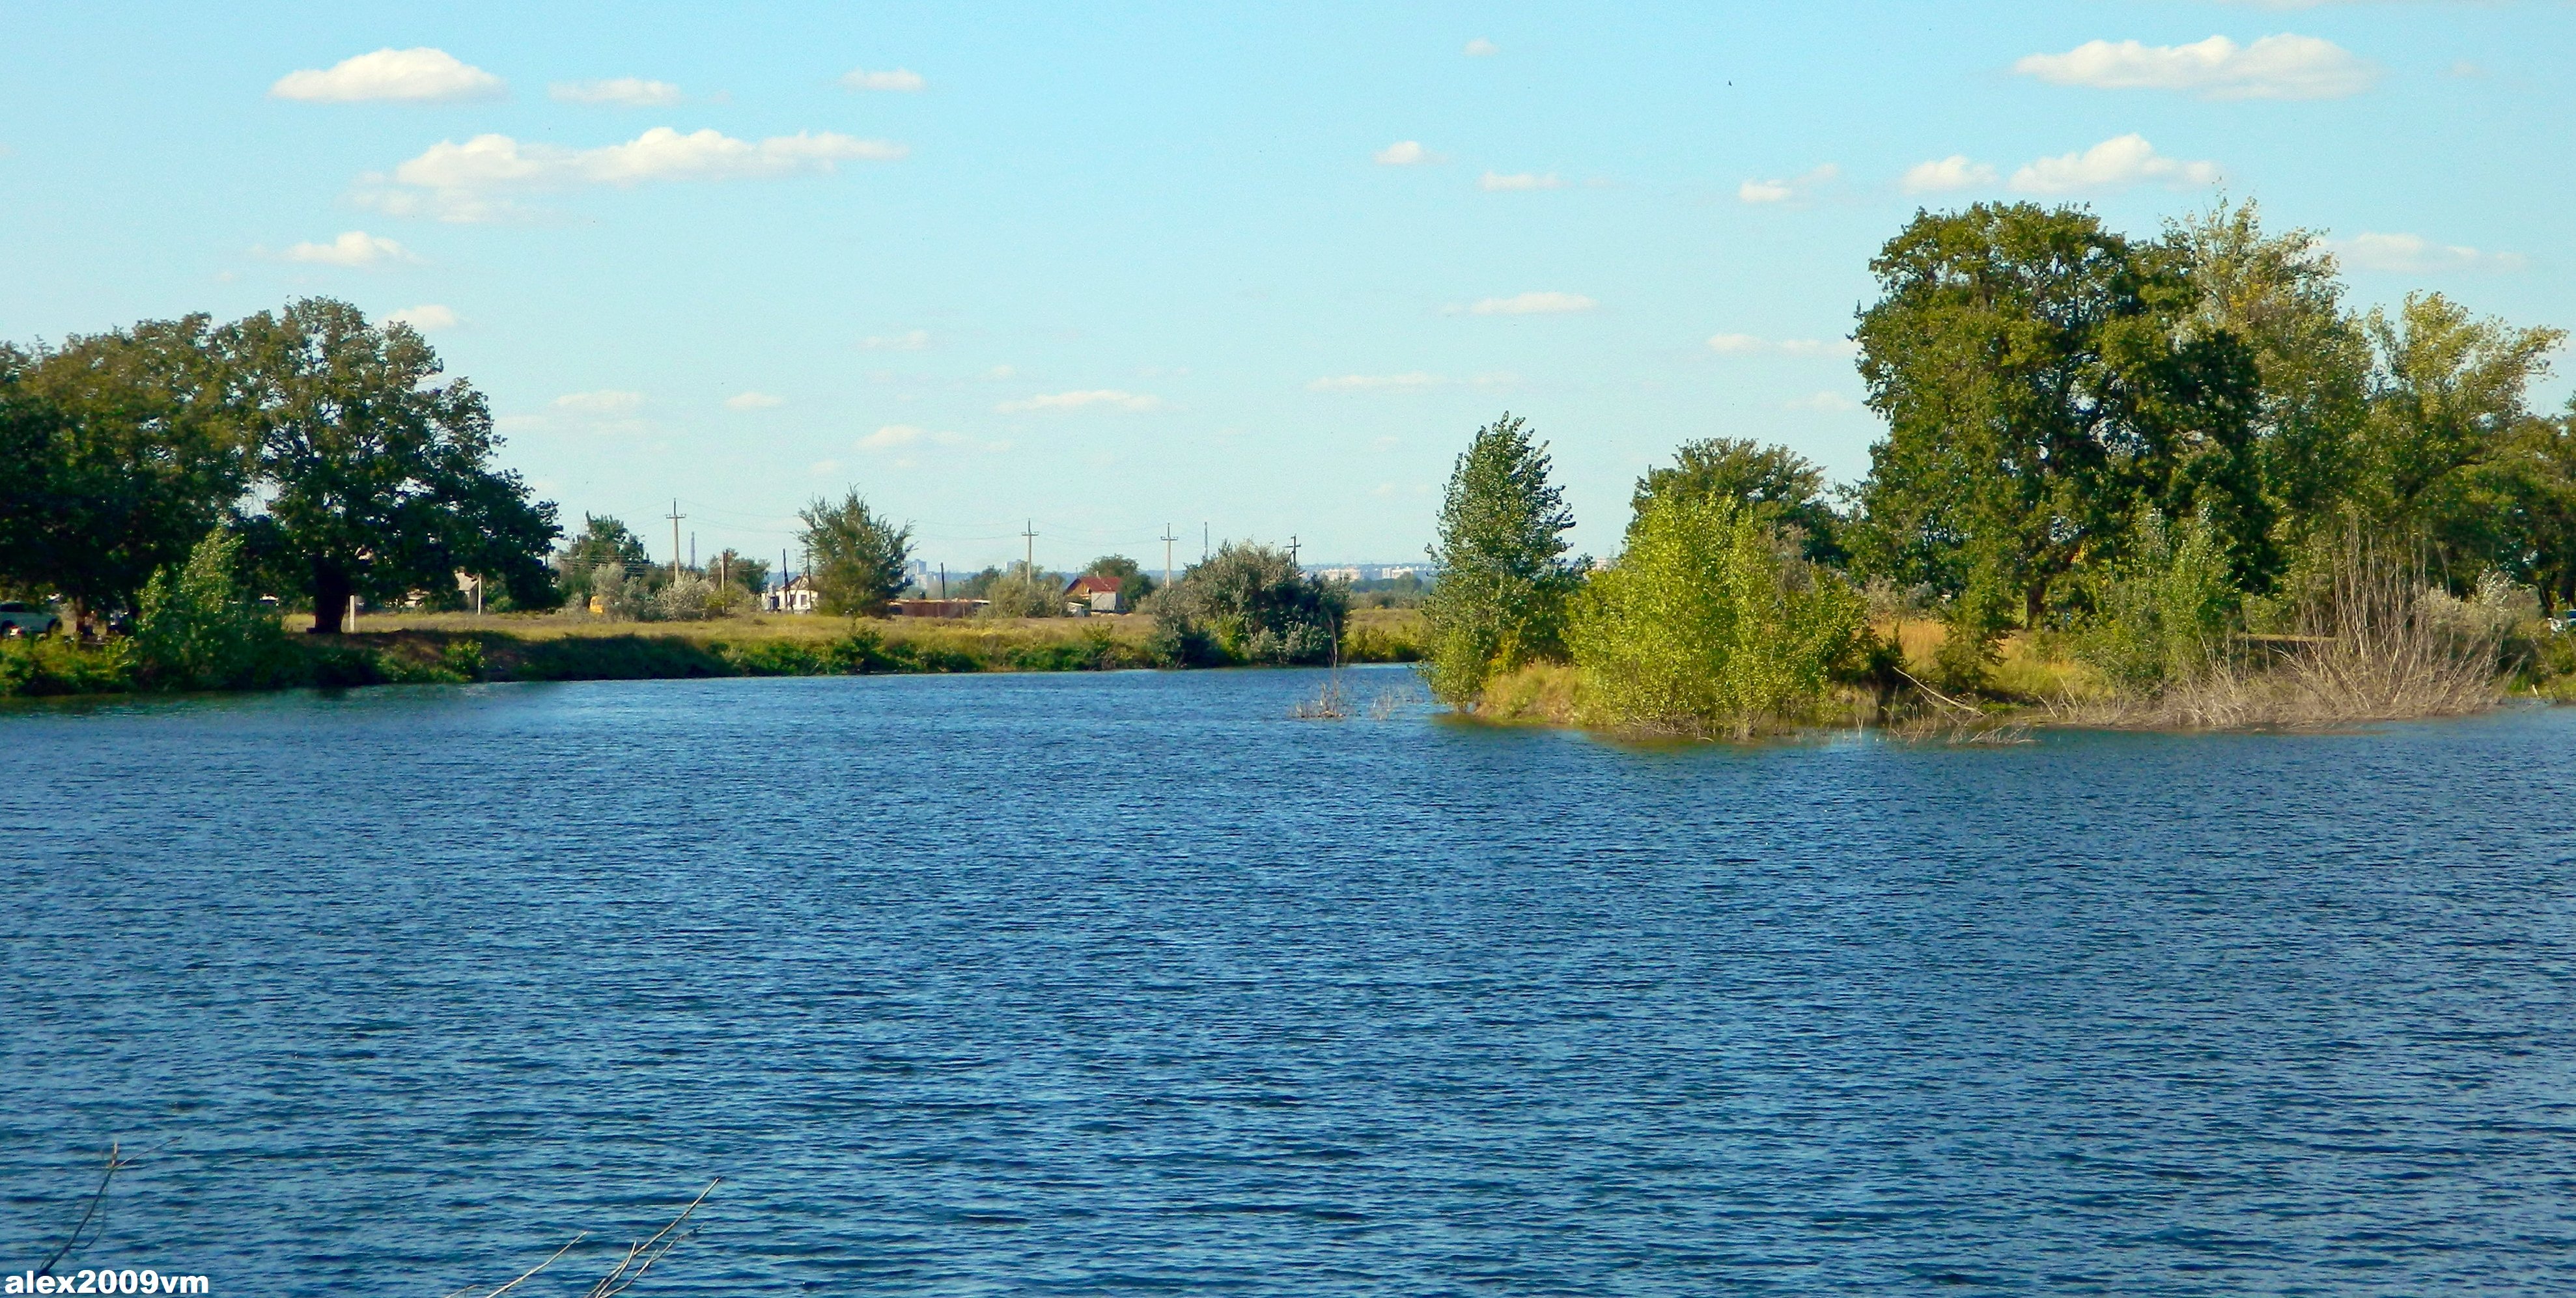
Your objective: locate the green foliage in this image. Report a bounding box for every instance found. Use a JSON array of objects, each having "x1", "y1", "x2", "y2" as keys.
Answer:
[
  {"x1": 1567, "y1": 494, "x2": 1863, "y2": 734},
  {"x1": 1149, "y1": 542, "x2": 1345, "y2": 666},
  {"x1": 223, "y1": 299, "x2": 559, "y2": 633},
  {"x1": 1080, "y1": 554, "x2": 1157, "y2": 605},
  {"x1": 707, "y1": 548, "x2": 769, "y2": 596},
  {"x1": 132, "y1": 529, "x2": 294, "y2": 691},
  {"x1": 1421, "y1": 413, "x2": 1582, "y2": 702},
  {"x1": 2168, "y1": 199, "x2": 2371, "y2": 564},
  {"x1": 0, "y1": 636, "x2": 135, "y2": 696},
  {"x1": 557, "y1": 515, "x2": 653, "y2": 606},
  {"x1": 1851, "y1": 202, "x2": 2263, "y2": 628},
  {"x1": 976, "y1": 564, "x2": 1064, "y2": 618},
  {"x1": 3, "y1": 317, "x2": 249, "y2": 620},
  {"x1": 2074, "y1": 513, "x2": 2240, "y2": 693},
  {"x1": 1633, "y1": 437, "x2": 1844, "y2": 564},
  {"x1": 797, "y1": 490, "x2": 914, "y2": 616},
  {"x1": 2358, "y1": 293, "x2": 2564, "y2": 527}
]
